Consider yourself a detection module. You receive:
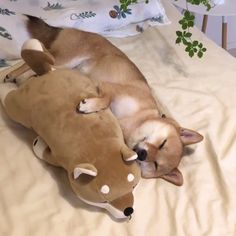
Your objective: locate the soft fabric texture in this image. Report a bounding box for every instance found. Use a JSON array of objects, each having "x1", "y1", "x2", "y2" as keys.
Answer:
[
  {"x1": 0, "y1": 0, "x2": 236, "y2": 235},
  {"x1": 1, "y1": 43, "x2": 140, "y2": 219},
  {"x1": 211, "y1": 0, "x2": 225, "y2": 5},
  {"x1": 0, "y1": 0, "x2": 169, "y2": 59}
]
